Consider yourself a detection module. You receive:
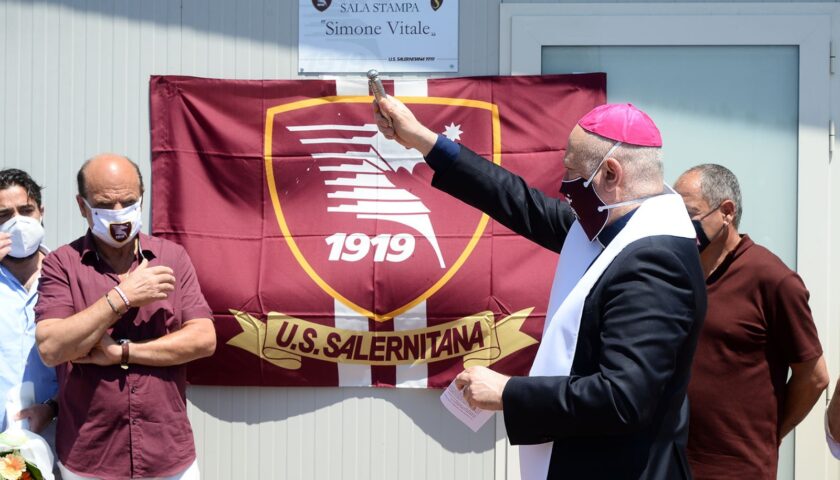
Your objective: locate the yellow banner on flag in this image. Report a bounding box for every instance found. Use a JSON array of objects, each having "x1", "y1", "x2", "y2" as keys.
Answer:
[{"x1": 227, "y1": 308, "x2": 538, "y2": 370}]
